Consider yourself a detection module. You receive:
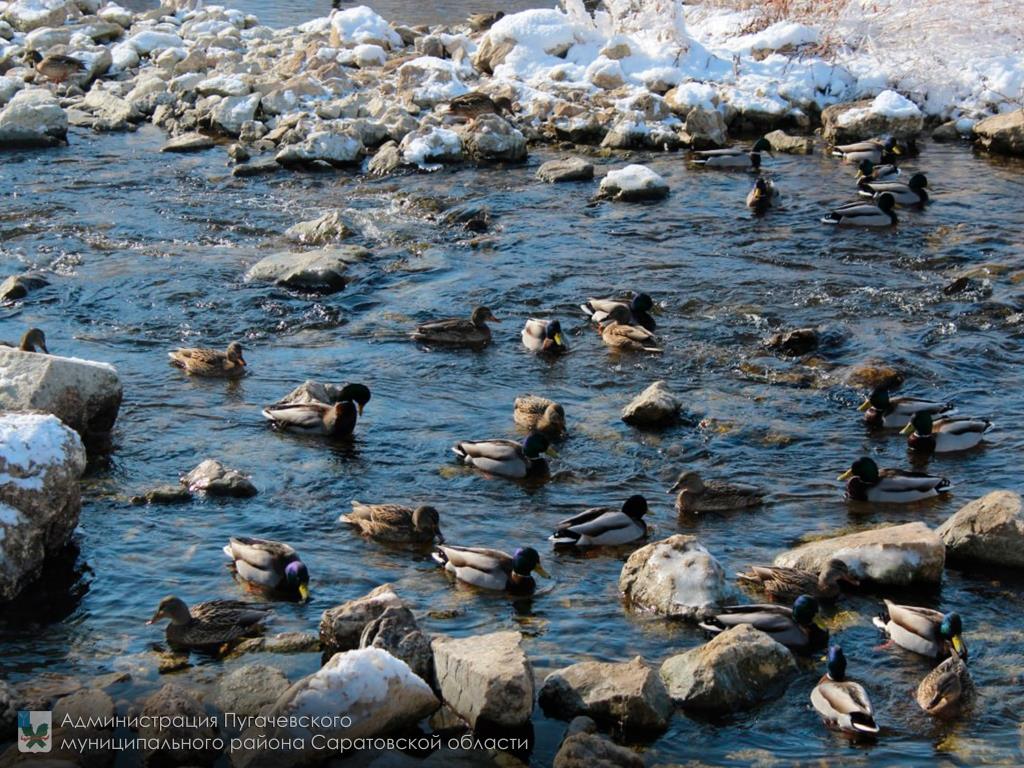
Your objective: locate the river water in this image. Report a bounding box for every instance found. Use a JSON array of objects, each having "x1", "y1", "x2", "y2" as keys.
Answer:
[{"x1": 3, "y1": 1, "x2": 1024, "y2": 766}]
